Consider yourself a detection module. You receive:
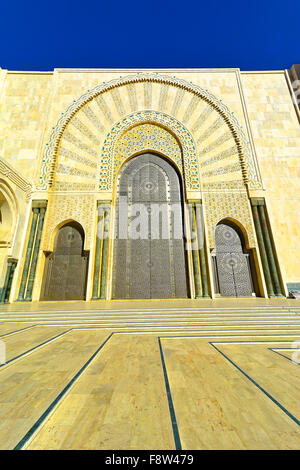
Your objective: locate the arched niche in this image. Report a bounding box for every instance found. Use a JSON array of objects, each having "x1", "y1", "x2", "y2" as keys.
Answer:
[
  {"x1": 41, "y1": 221, "x2": 89, "y2": 301},
  {"x1": 212, "y1": 219, "x2": 258, "y2": 297}
]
